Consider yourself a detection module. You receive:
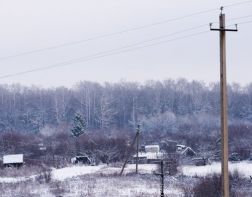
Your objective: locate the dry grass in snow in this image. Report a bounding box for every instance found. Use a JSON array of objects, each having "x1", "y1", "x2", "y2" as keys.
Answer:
[{"x1": 181, "y1": 161, "x2": 252, "y2": 178}]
